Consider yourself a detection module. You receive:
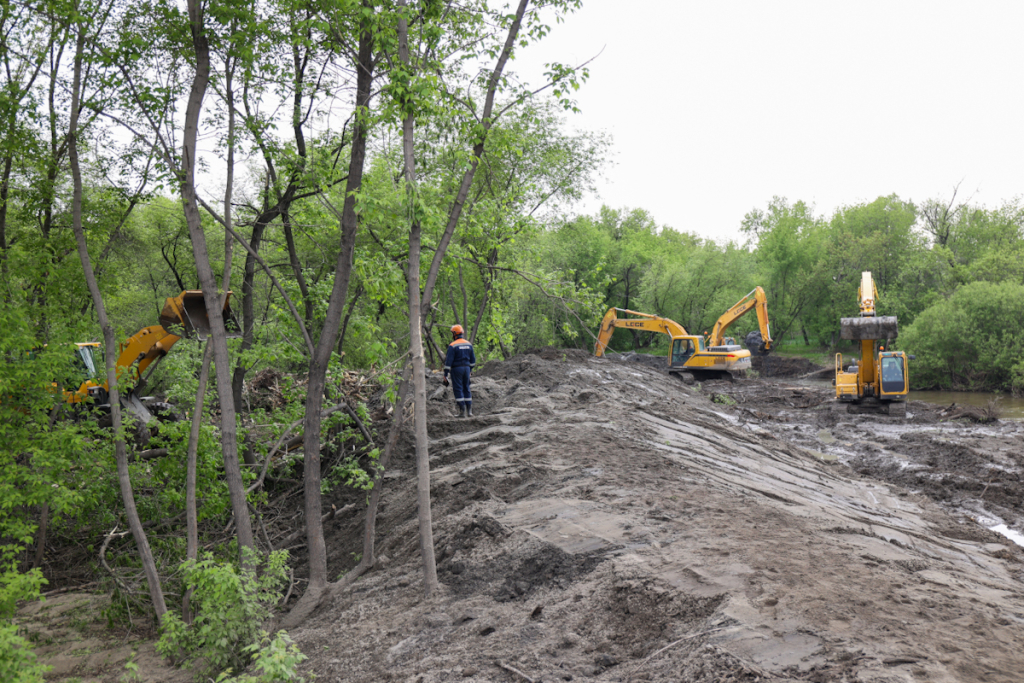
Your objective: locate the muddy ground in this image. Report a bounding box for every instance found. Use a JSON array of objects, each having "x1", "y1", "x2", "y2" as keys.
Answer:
[{"x1": 21, "y1": 349, "x2": 1024, "y2": 682}]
